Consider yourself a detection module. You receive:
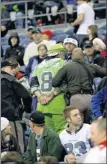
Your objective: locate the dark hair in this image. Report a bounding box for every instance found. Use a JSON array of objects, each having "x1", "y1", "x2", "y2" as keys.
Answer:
[
  {"x1": 38, "y1": 156, "x2": 58, "y2": 164},
  {"x1": 63, "y1": 106, "x2": 78, "y2": 119},
  {"x1": 38, "y1": 44, "x2": 48, "y2": 51}
]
